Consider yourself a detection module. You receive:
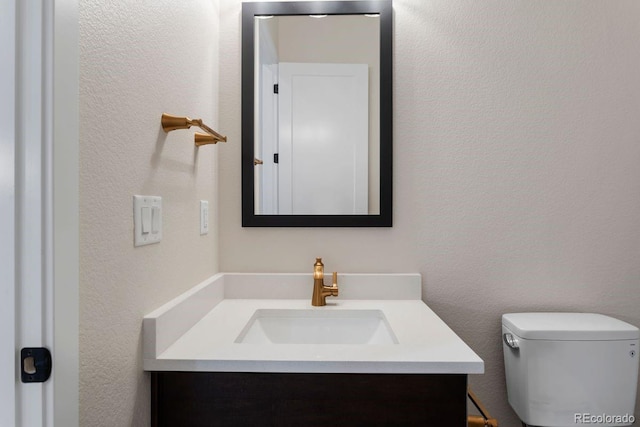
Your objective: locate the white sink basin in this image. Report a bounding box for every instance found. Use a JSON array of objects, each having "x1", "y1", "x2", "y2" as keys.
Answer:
[{"x1": 235, "y1": 309, "x2": 399, "y2": 345}]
